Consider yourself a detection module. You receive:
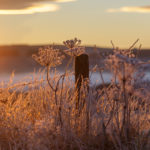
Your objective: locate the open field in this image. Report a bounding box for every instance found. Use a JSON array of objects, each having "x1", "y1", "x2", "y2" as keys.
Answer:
[
  {"x1": 1, "y1": 0, "x2": 150, "y2": 149},
  {"x1": 0, "y1": 39, "x2": 150, "y2": 150}
]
